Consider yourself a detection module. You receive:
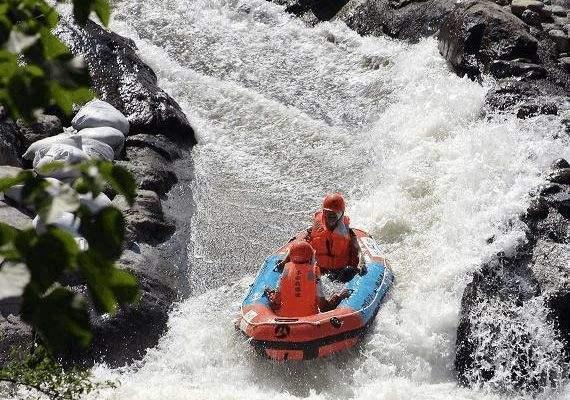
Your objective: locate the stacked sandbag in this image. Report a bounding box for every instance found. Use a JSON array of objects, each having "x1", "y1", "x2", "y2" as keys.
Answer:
[
  {"x1": 15, "y1": 99, "x2": 129, "y2": 241},
  {"x1": 21, "y1": 100, "x2": 128, "y2": 181},
  {"x1": 72, "y1": 99, "x2": 129, "y2": 135}
]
